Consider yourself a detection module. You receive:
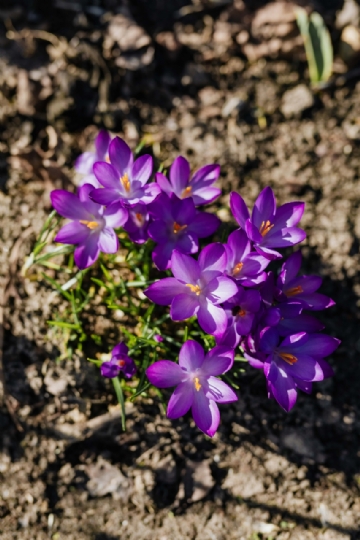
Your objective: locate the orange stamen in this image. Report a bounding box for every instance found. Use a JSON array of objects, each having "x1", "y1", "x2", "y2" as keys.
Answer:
[
  {"x1": 232, "y1": 262, "x2": 244, "y2": 276},
  {"x1": 79, "y1": 220, "x2": 99, "y2": 230},
  {"x1": 120, "y1": 172, "x2": 131, "y2": 192},
  {"x1": 117, "y1": 359, "x2": 126, "y2": 368},
  {"x1": 279, "y1": 352, "x2": 298, "y2": 365},
  {"x1": 194, "y1": 377, "x2": 201, "y2": 391},
  {"x1": 285, "y1": 285, "x2": 303, "y2": 297},
  {"x1": 135, "y1": 212, "x2": 144, "y2": 225},
  {"x1": 181, "y1": 186, "x2": 192, "y2": 198},
  {"x1": 173, "y1": 222, "x2": 187, "y2": 234},
  {"x1": 259, "y1": 220, "x2": 274, "y2": 236},
  {"x1": 186, "y1": 283, "x2": 201, "y2": 295},
  {"x1": 237, "y1": 308, "x2": 246, "y2": 317}
]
